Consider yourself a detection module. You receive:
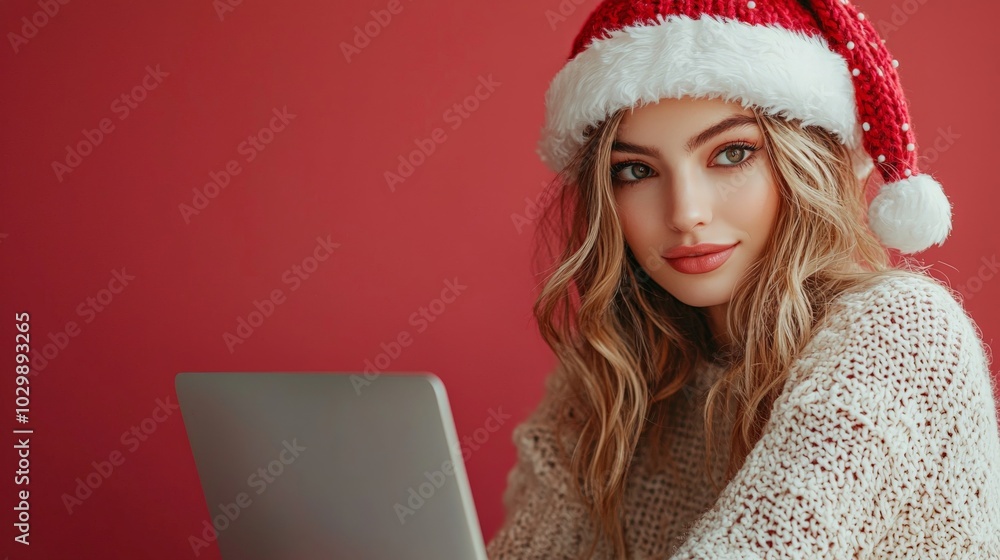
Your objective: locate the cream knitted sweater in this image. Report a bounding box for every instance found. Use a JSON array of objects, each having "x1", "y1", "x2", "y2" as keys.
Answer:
[{"x1": 487, "y1": 274, "x2": 1000, "y2": 559}]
